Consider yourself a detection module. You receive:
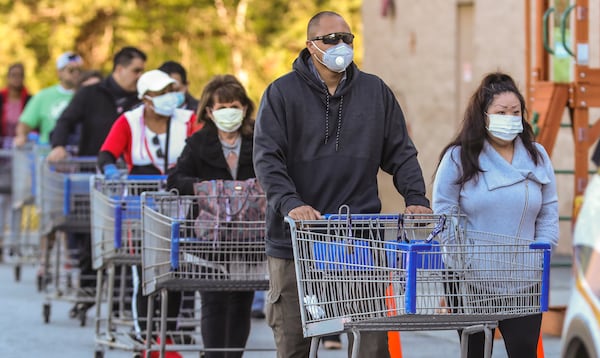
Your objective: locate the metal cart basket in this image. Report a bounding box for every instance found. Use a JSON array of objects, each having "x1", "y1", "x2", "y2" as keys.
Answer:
[
  {"x1": 287, "y1": 211, "x2": 552, "y2": 358},
  {"x1": 0, "y1": 138, "x2": 15, "y2": 275},
  {"x1": 7, "y1": 143, "x2": 47, "y2": 282},
  {"x1": 40, "y1": 156, "x2": 97, "y2": 234},
  {"x1": 141, "y1": 191, "x2": 269, "y2": 357},
  {"x1": 91, "y1": 175, "x2": 167, "y2": 270},
  {"x1": 0, "y1": 137, "x2": 12, "y2": 194},
  {"x1": 39, "y1": 156, "x2": 97, "y2": 325}
]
